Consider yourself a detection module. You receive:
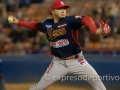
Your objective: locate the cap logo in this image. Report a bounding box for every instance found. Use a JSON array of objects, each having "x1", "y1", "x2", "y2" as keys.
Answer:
[{"x1": 60, "y1": 1, "x2": 64, "y2": 5}]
